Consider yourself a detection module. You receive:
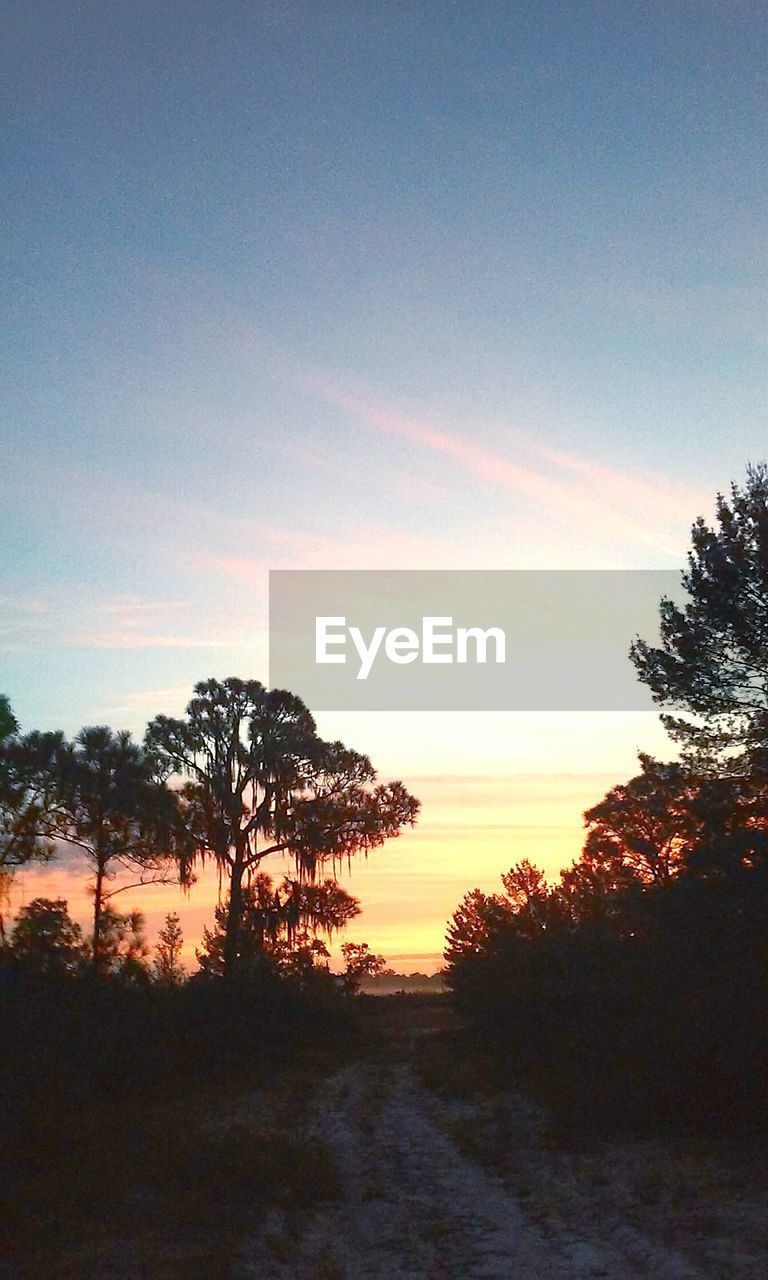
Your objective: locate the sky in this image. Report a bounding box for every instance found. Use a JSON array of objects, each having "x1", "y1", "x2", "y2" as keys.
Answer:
[{"x1": 2, "y1": 2, "x2": 767, "y2": 968}]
